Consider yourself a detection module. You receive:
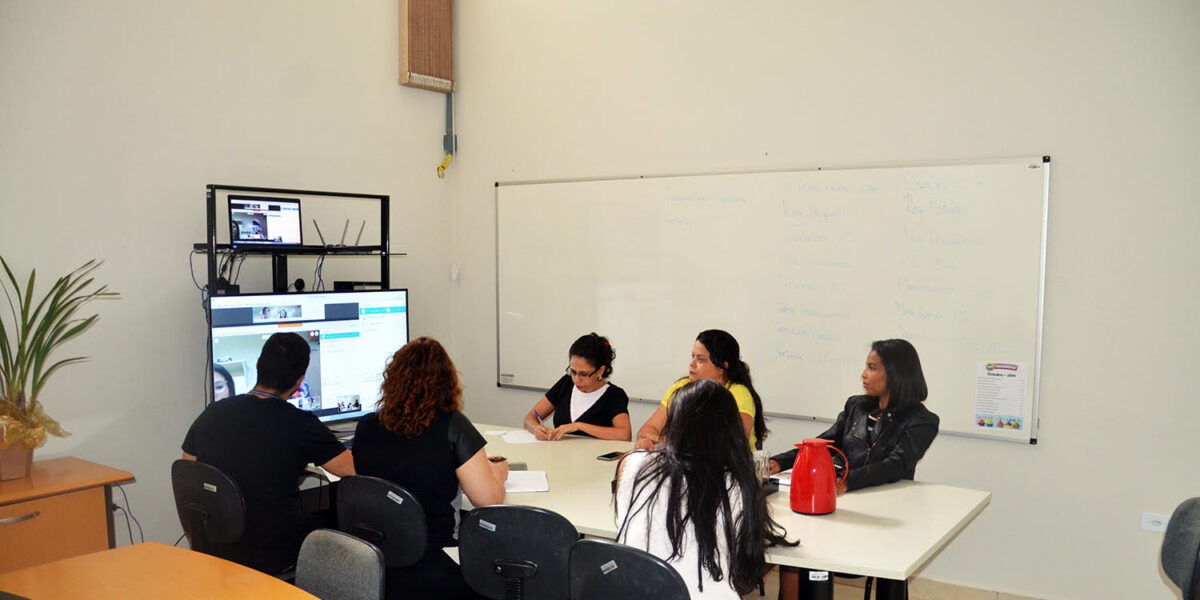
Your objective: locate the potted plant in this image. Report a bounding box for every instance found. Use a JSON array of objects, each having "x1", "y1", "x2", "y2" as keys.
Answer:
[{"x1": 0, "y1": 257, "x2": 117, "y2": 480}]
